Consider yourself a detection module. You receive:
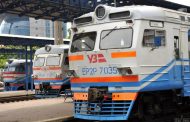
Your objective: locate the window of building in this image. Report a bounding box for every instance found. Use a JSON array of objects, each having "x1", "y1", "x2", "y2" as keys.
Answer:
[{"x1": 143, "y1": 29, "x2": 166, "y2": 47}]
